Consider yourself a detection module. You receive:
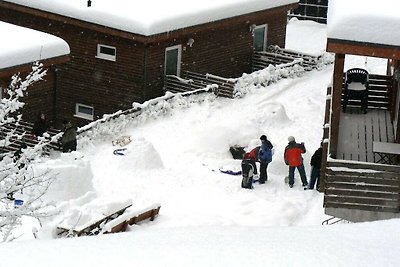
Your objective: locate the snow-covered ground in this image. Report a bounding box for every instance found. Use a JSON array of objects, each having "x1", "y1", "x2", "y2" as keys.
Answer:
[{"x1": 1, "y1": 18, "x2": 399, "y2": 267}]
